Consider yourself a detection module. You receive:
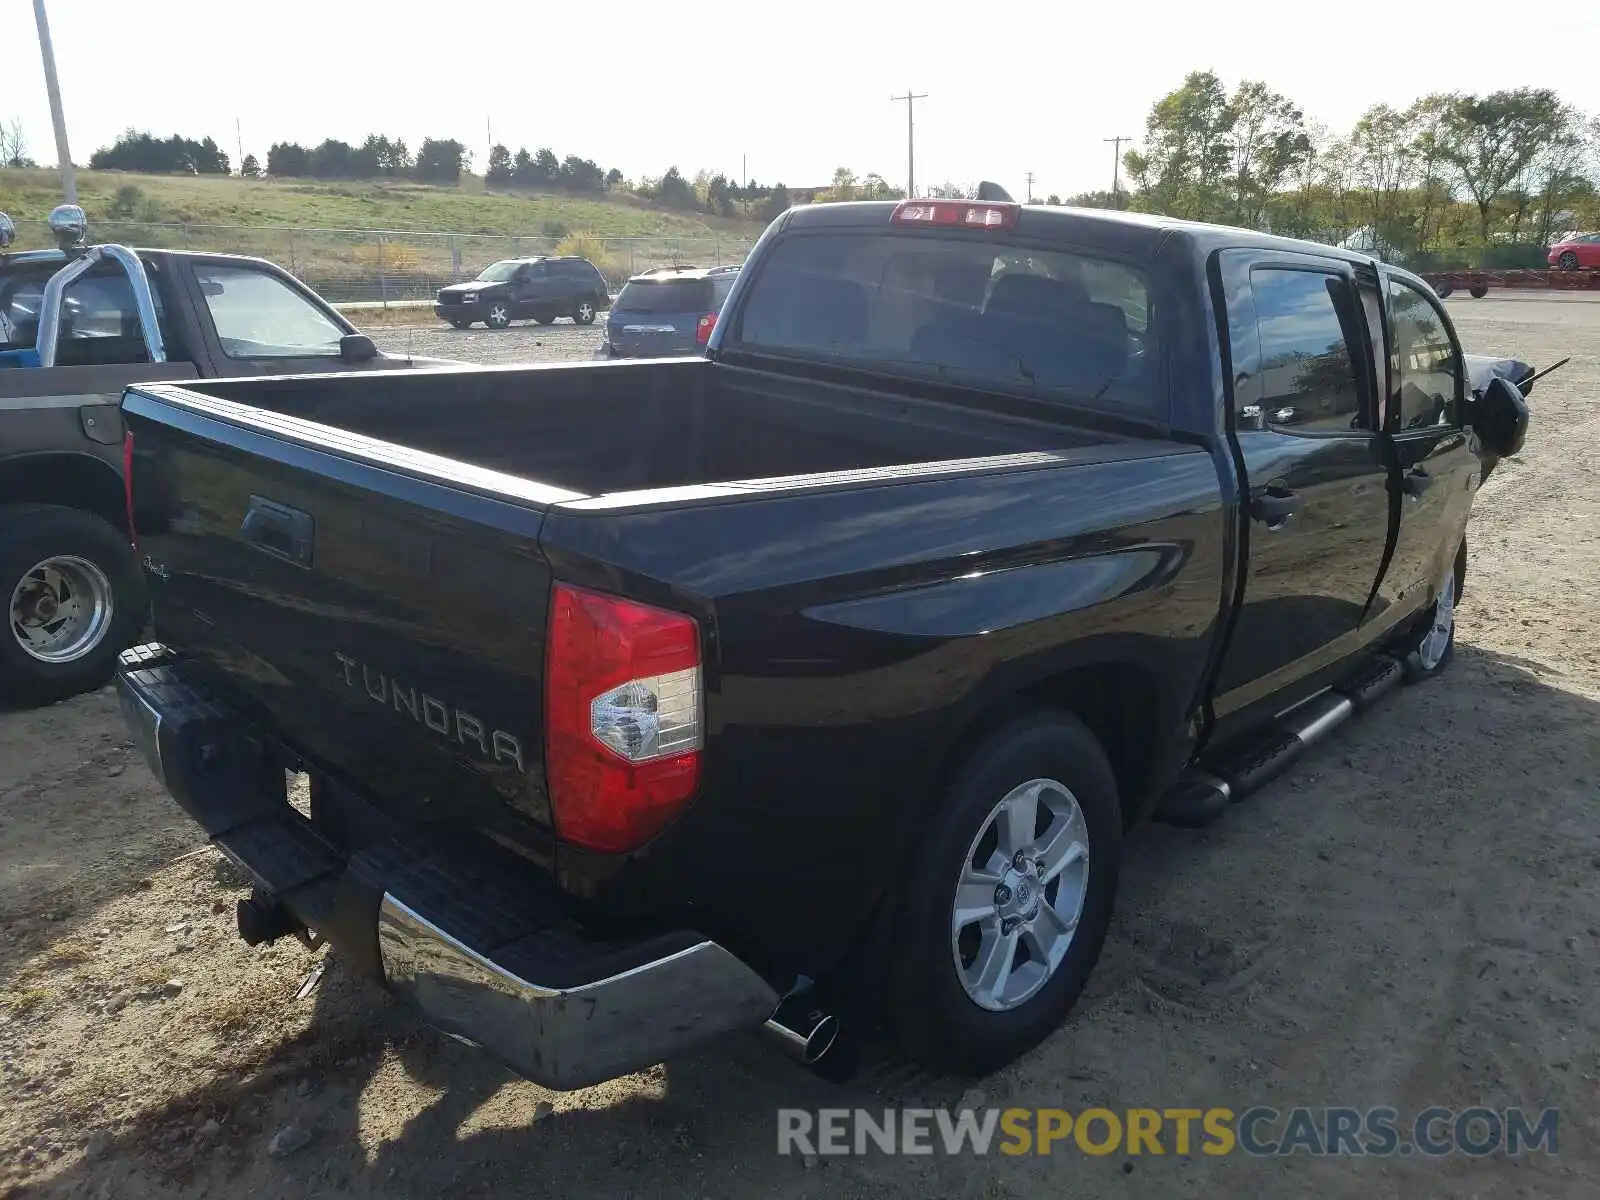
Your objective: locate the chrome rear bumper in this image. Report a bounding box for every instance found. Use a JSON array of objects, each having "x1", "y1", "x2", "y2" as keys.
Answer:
[
  {"x1": 377, "y1": 894, "x2": 779, "y2": 1089},
  {"x1": 116, "y1": 644, "x2": 781, "y2": 1092}
]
